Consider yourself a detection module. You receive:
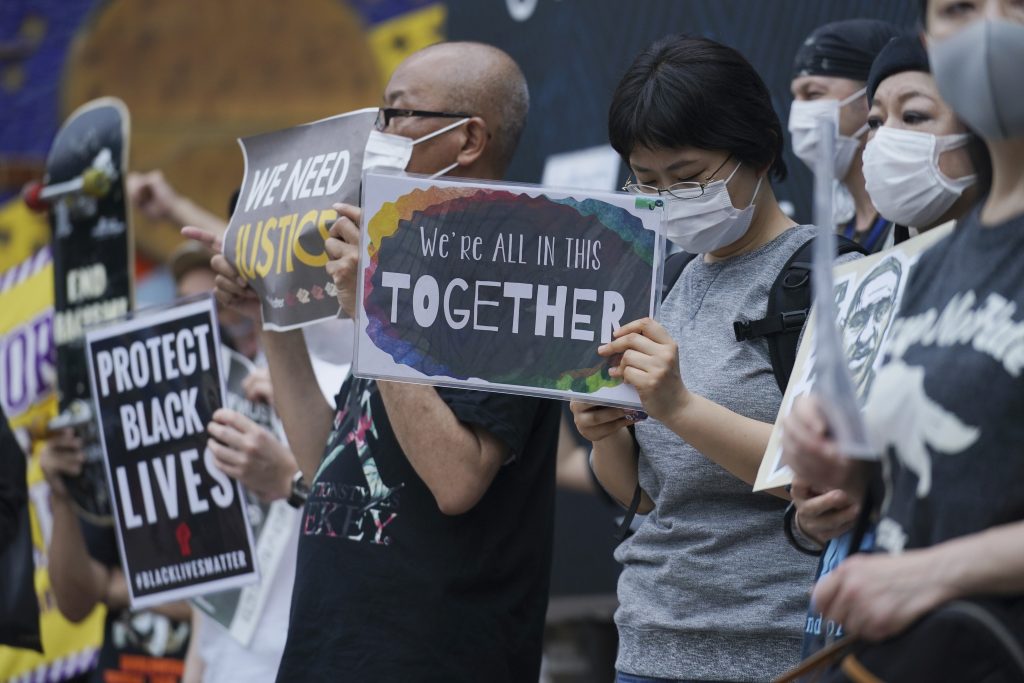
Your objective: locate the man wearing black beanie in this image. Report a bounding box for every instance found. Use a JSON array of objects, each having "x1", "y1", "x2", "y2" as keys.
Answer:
[{"x1": 789, "y1": 19, "x2": 905, "y2": 253}]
